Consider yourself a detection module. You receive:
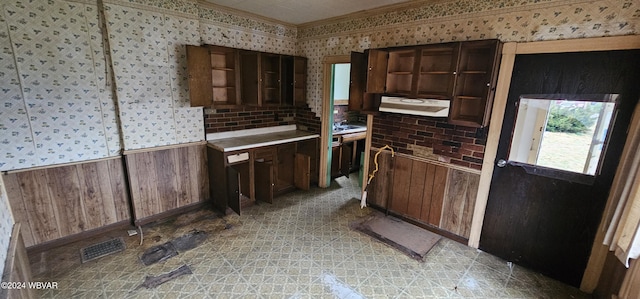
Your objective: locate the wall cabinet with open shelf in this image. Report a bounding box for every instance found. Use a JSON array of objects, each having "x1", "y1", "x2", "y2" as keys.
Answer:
[
  {"x1": 187, "y1": 45, "x2": 307, "y2": 108},
  {"x1": 348, "y1": 39, "x2": 501, "y2": 127}
]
